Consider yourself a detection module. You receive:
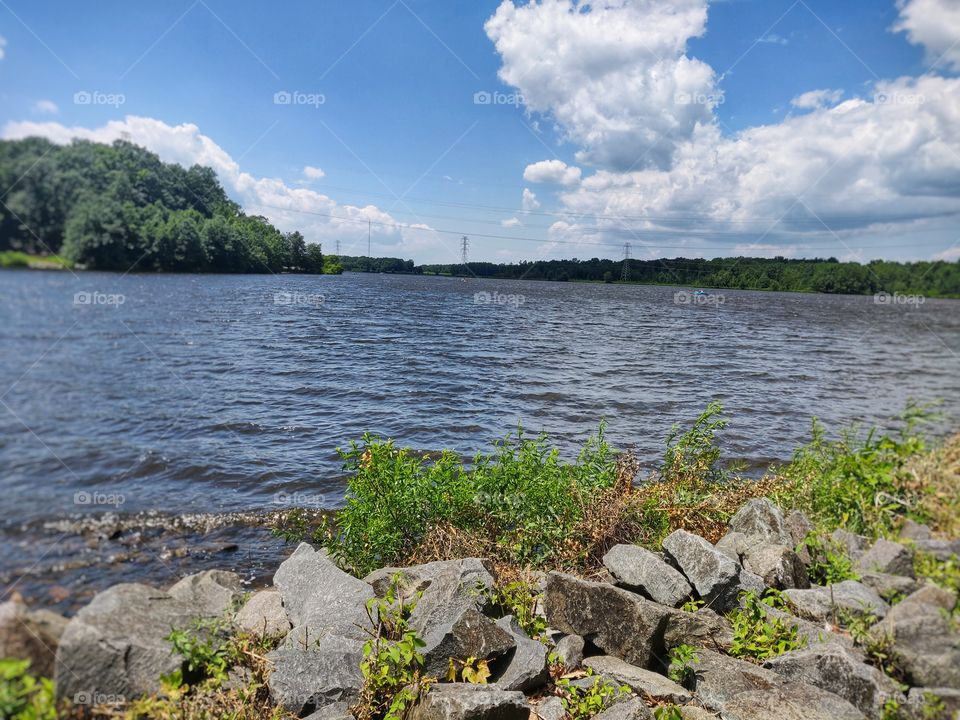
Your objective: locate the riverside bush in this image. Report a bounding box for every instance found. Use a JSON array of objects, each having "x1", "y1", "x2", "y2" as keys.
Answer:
[
  {"x1": 0, "y1": 660, "x2": 56, "y2": 720},
  {"x1": 728, "y1": 591, "x2": 805, "y2": 661}
]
